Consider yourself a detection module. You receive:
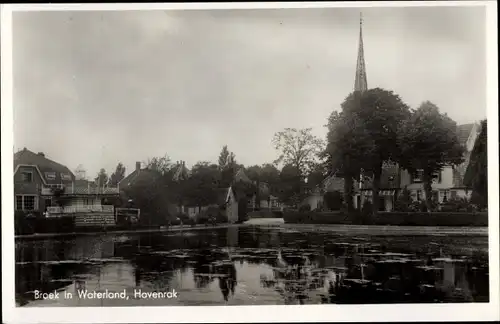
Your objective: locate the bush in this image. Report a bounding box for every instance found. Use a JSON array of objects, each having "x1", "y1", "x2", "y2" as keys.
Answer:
[
  {"x1": 324, "y1": 191, "x2": 343, "y2": 211},
  {"x1": 440, "y1": 197, "x2": 473, "y2": 212},
  {"x1": 361, "y1": 200, "x2": 372, "y2": 215},
  {"x1": 299, "y1": 204, "x2": 311, "y2": 212}
]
